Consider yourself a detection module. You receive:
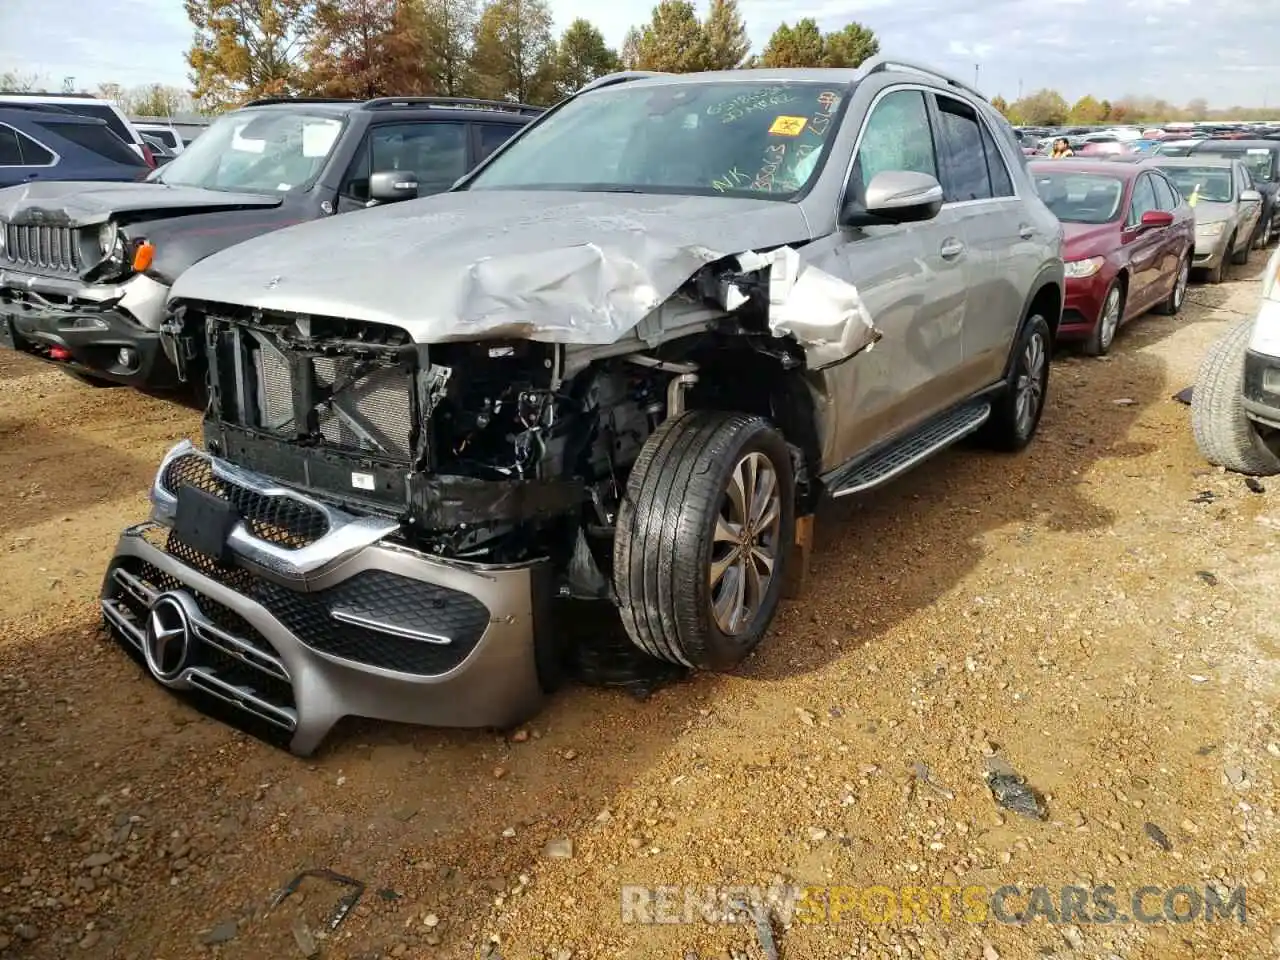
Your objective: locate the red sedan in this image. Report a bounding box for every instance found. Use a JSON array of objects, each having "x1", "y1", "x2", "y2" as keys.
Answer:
[{"x1": 1030, "y1": 158, "x2": 1195, "y2": 355}]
